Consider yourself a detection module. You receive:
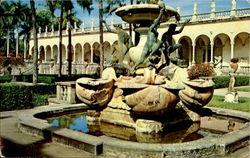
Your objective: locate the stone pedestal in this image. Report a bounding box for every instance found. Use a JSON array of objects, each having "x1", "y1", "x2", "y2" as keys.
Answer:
[
  {"x1": 55, "y1": 81, "x2": 76, "y2": 104},
  {"x1": 224, "y1": 91, "x2": 238, "y2": 103}
]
